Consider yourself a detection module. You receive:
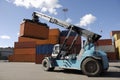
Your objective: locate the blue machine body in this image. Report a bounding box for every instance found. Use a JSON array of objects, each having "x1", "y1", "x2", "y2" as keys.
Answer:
[{"x1": 53, "y1": 43, "x2": 109, "y2": 70}]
